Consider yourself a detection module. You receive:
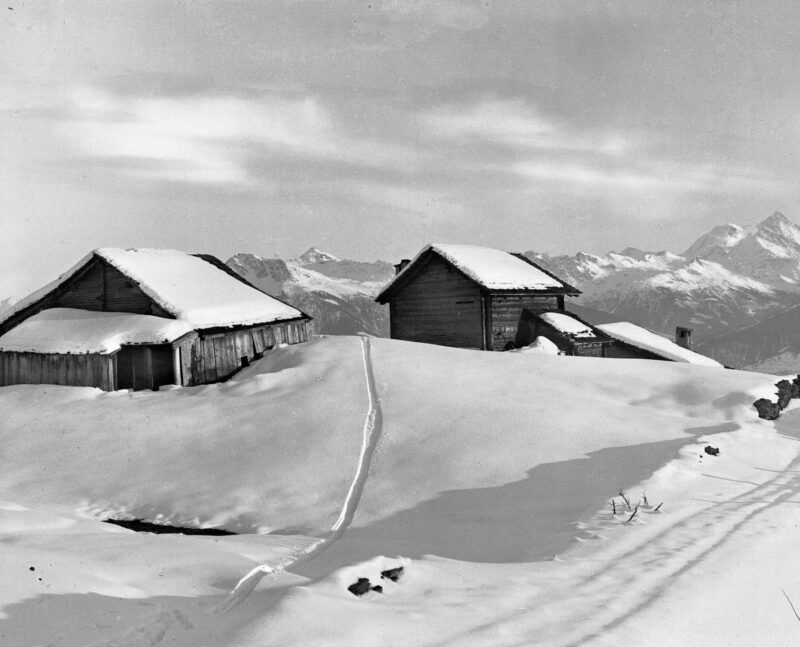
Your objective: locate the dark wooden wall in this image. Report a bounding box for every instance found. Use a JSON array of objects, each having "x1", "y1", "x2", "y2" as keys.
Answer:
[
  {"x1": 388, "y1": 255, "x2": 484, "y2": 349},
  {"x1": 0, "y1": 320, "x2": 312, "y2": 391},
  {"x1": 605, "y1": 340, "x2": 668, "y2": 361},
  {"x1": 0, "y1": 257, "x2": 171, "y2": 336},
  {"x1": 180, "y1": 320, "x2": 312, "y2": 386},
  {"x1": 572, "y1": 341, "x2": 607, "y2": 357},
  {"x1": 0, "y1": 352, "x2": 115, "y2": 390},
  {"x1": 489, "y1": 294, "x2": 560, "y2": 351}
]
